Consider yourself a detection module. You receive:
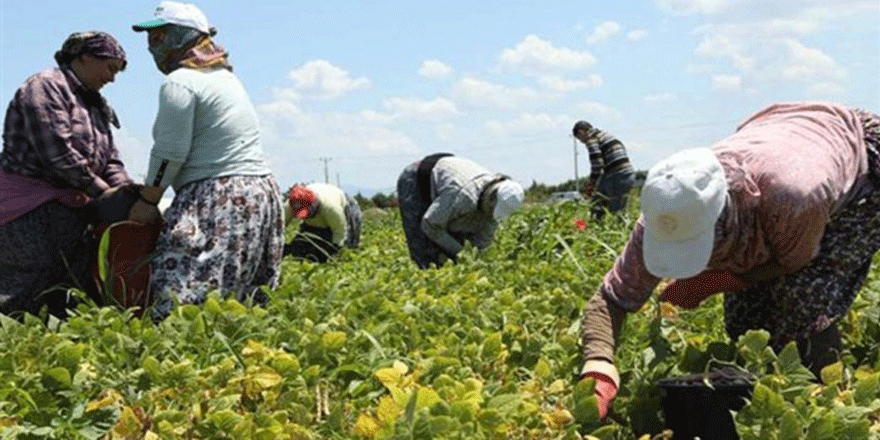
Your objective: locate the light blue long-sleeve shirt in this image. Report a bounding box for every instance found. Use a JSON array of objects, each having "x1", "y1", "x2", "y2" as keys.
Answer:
[{"x1": 145, "y1": 68, "x2": 272, "y2": 191}]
